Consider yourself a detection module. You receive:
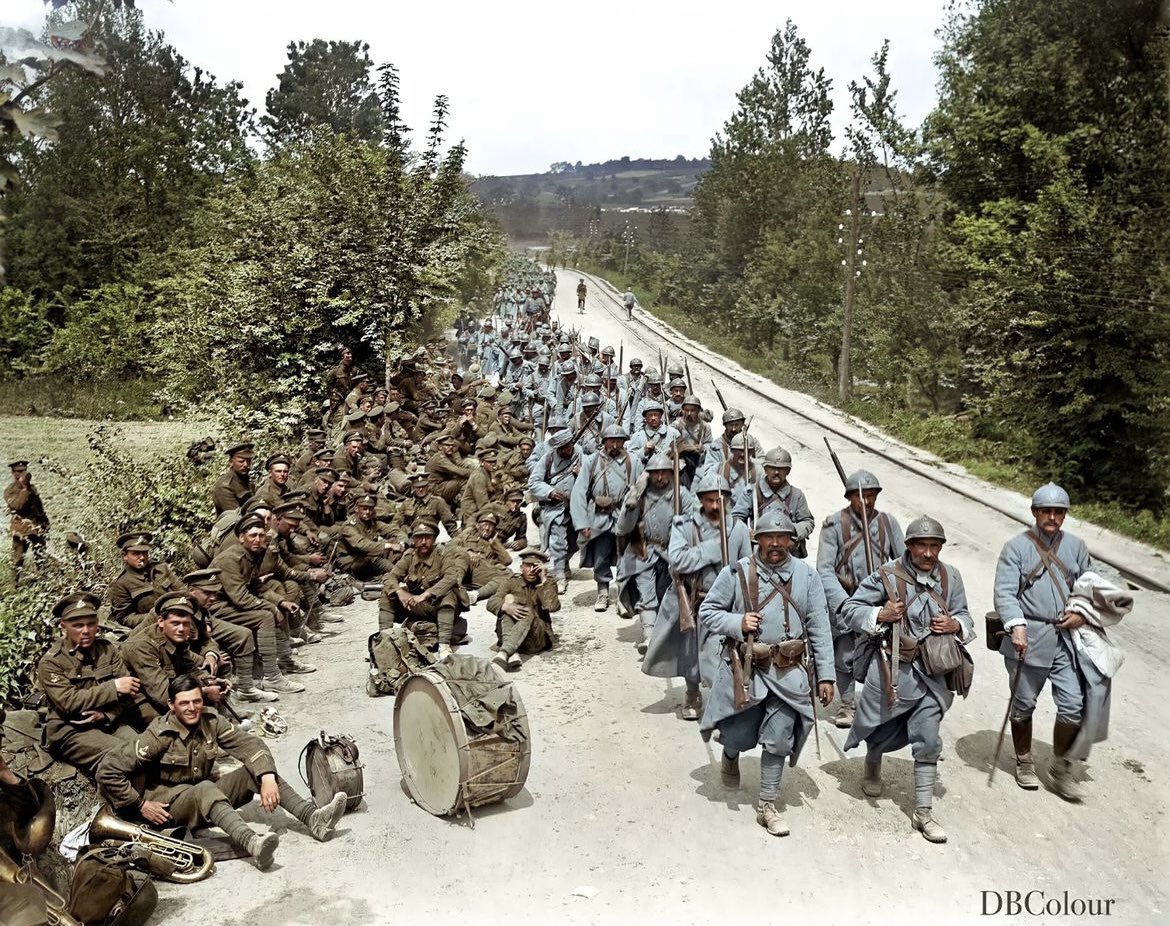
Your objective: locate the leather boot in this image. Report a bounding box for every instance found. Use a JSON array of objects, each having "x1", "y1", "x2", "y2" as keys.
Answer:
[
  {"x1": 861, "y1": 760, "x2": 883, "y2": 798},
  {"x1": 306, "y1": 792, "x2": 348, "y2": 842},
  {"x1": 911, "y1": 808, "x2": 947, "y2": 844},
  {"x1": 756, "y1": 801, "x2": 789, "y2": 837},
  {"x1": 1010, "y1": 718, "x2": 1040, "y2": 790},
  {"x1": 720, "y1": 752, "x2": 740, "y2": 788},
  {"x1": 1049, "y1": 720, "x2": 1084, "y2": 803},
  {"x1": 681, "y1": 689, "x2": 702, "y2": 721}
]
